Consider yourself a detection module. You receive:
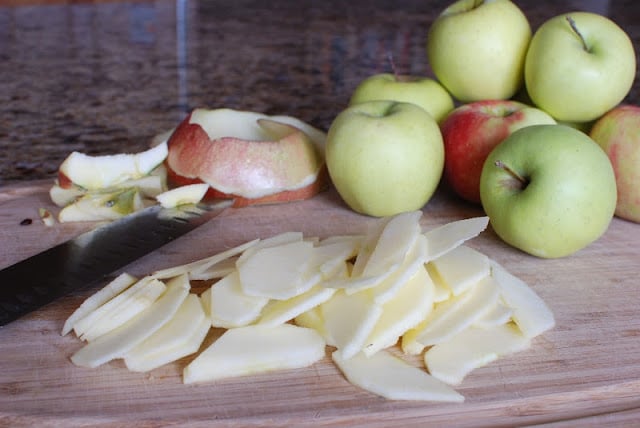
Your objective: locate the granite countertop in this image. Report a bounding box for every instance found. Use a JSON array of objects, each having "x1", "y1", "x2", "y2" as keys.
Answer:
[{"x1": 1, "y1": 0, "x2": 639, "y2": 185}]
